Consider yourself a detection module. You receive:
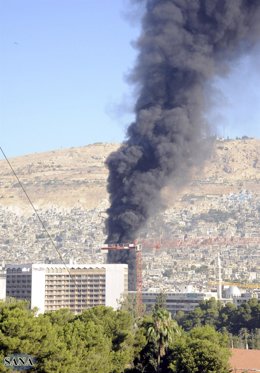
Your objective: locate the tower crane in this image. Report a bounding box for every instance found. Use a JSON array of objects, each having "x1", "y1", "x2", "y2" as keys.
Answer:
[{"x1": 101, "y1": 236, "x2": 259, "y2": 313}]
